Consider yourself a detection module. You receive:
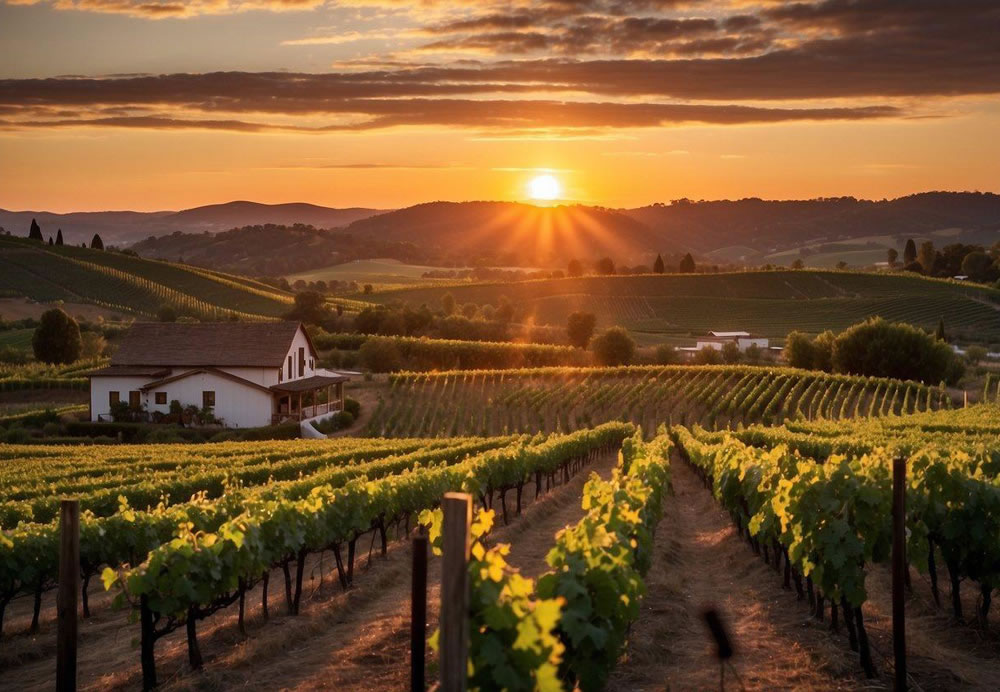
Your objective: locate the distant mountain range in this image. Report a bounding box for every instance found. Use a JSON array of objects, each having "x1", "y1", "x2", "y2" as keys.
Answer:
[
  {"x1": 3, "y1": 192, "x2": 999, "y2": 268},
  {"x1": 0, "y1": 201, "x2": 384, "y2": 247}
]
